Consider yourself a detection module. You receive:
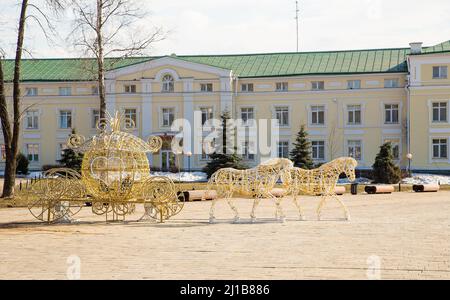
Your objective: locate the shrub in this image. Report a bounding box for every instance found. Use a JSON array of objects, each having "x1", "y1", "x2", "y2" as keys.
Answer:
[{"x1": 372, "y1": 142, "x2": 401, "y2": 184}]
